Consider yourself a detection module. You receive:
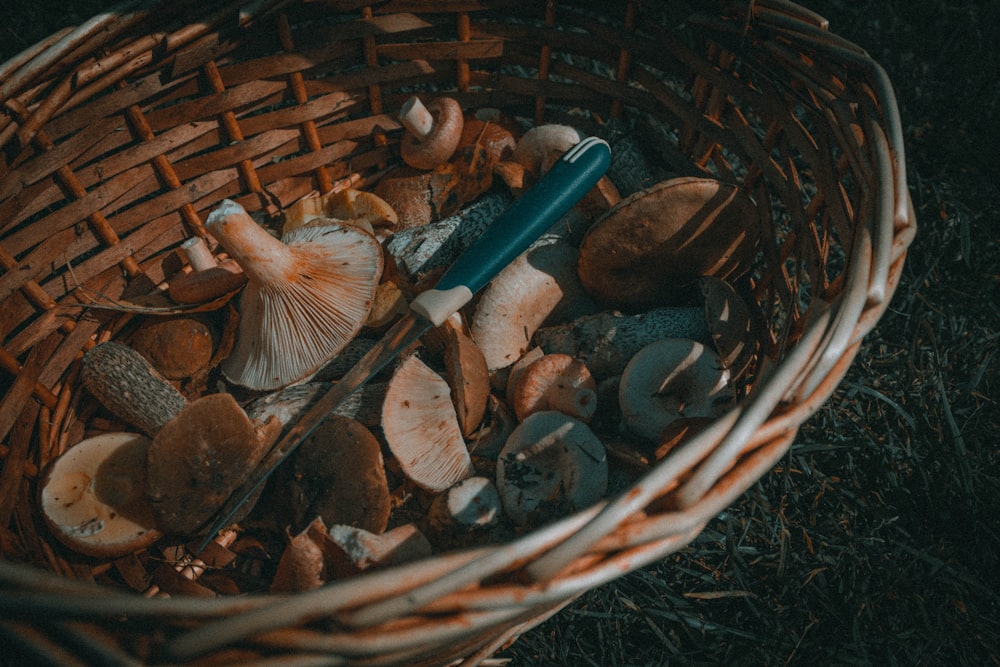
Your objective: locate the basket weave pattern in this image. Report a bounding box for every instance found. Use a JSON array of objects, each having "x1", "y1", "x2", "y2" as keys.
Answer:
[{"x1": 0, "y1": 0, "x2": 915, "y2": 663}]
